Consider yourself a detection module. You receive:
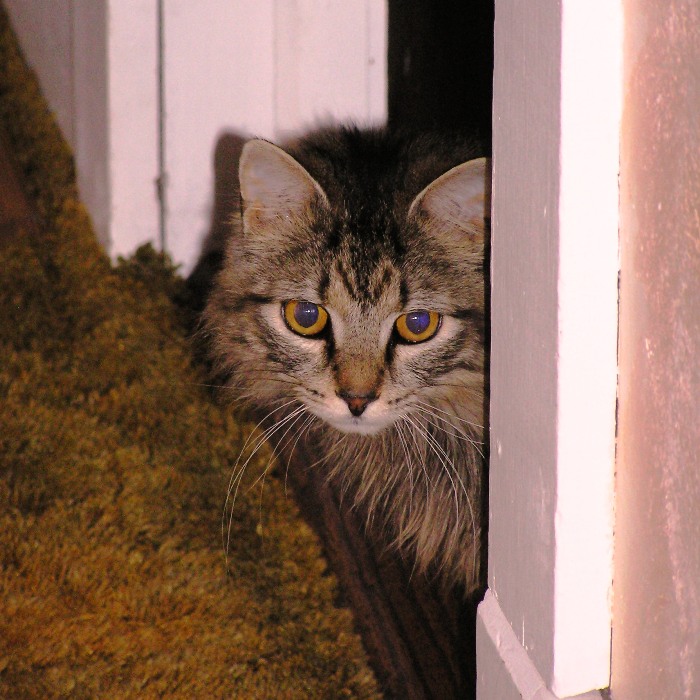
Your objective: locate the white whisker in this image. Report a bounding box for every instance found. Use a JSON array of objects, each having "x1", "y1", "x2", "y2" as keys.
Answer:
[
  {"x1": 412, "y1": 405, "x2": 485, "y2": 459},
  {"x1": 402, "y1": 414, "x2": 461, "y2": 519},
  {"x1": 283, "y1": 414, "x2": 317, "y2": 497},
  {"x1": 253, "y1": 408, "x2": 310, "y2": 531},
  {"x1": 222, "y1": 403, "x2": 306, "y2": 568},
  {"x1": 394, "y1": 420, "x2": 415, "y2": 517},
  {"x1": 407, "y1": 413, "x2": 478, "y2": 575},
  {"x1": 400, "y1": 416, "x2": 433, "y2": 506},
  {"x1": 415, "y1": 399, "x2": 484, "y2": 431}
]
